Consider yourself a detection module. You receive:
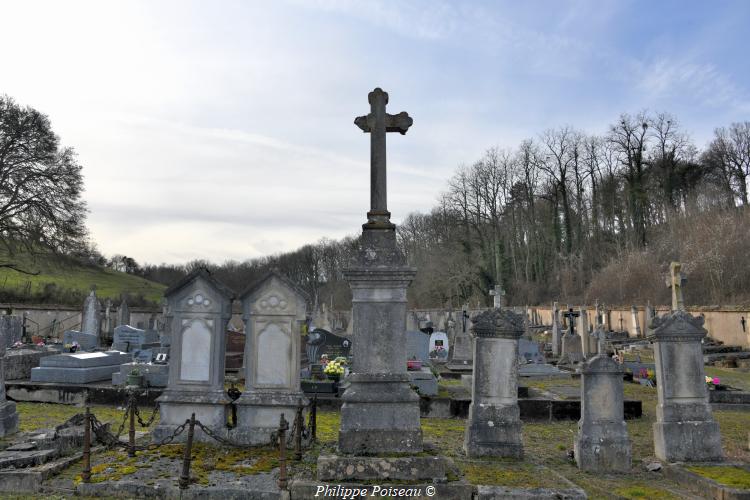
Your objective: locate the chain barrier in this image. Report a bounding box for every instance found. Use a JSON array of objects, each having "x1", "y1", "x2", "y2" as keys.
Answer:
[{"x1": 89, "y1": 413, "x2": 188, "y2": 451}]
